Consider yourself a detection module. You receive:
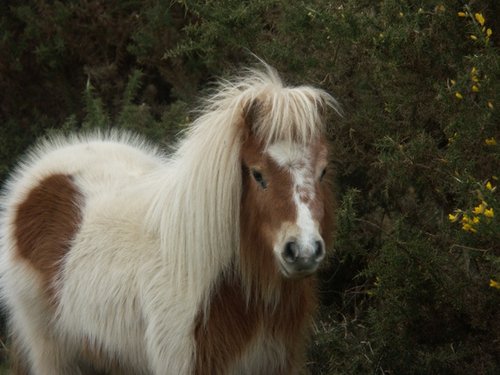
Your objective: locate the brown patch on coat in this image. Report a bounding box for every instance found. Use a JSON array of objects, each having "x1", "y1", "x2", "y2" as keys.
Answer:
[
  {"x1": 194, "y1": 273, "x2": 317, "y2": 374},
  {"x1": 14, "y1": 173, "x2": 83, "y2": 302},
  {"x1": 269, "y1": 277, "x2": 318, "y2": 369},
  {"x1": 194, "y1": 277, "x2": 260, "y2": 374}
]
